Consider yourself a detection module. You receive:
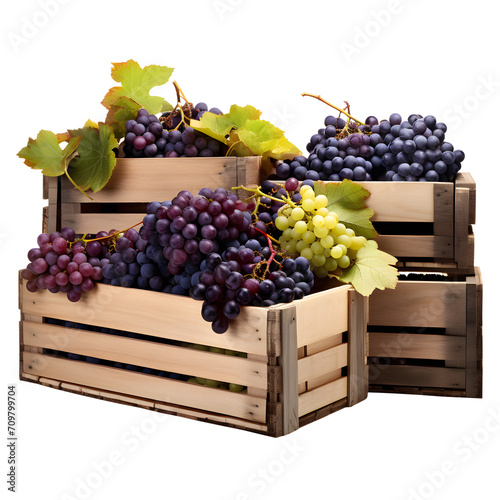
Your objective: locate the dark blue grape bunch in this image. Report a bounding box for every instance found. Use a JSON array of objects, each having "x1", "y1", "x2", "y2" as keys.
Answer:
[
  {"x1": 274, "y1": 111, "x2": 464, "y2": 182},
  {"x1": 366, "y1": 113, "x2": 464, "y2": 182}
]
